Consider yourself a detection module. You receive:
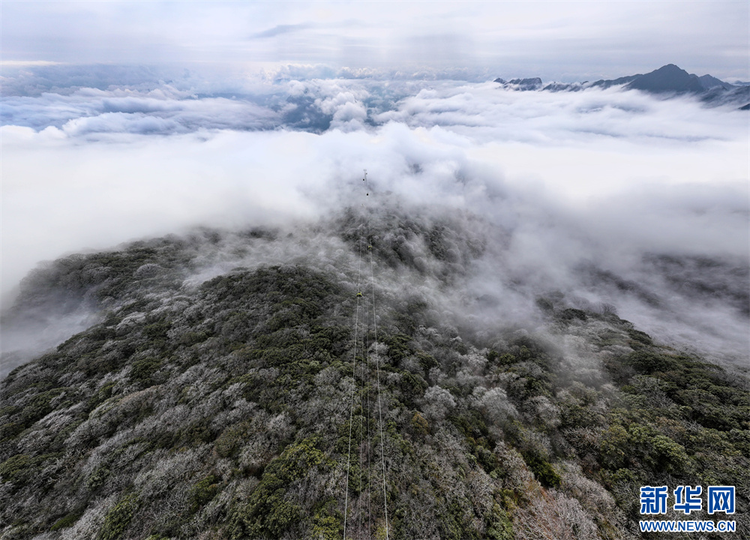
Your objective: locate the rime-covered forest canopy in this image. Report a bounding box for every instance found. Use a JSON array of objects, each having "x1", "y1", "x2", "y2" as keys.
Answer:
[{"x1": 1, "y1": 204, "x2": 748, "y2": 539}]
